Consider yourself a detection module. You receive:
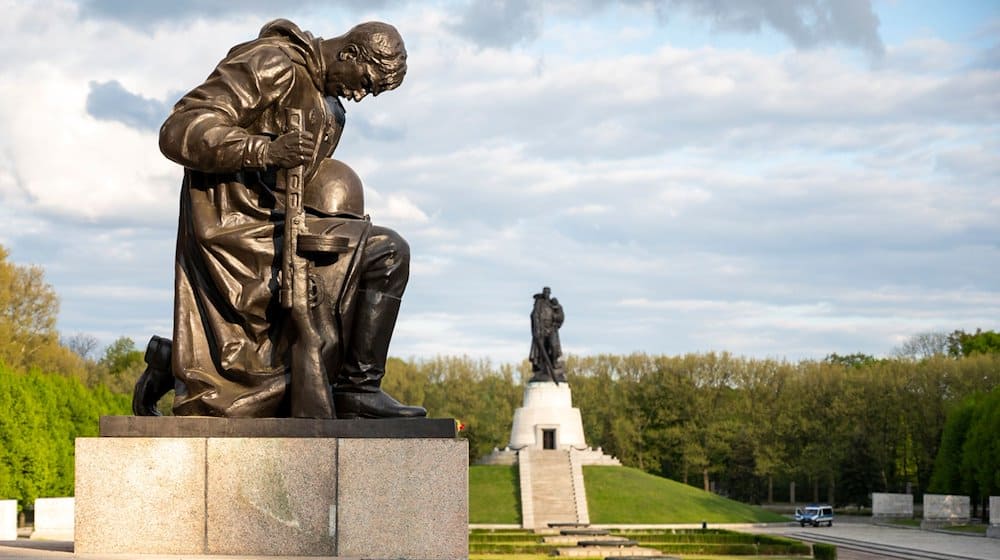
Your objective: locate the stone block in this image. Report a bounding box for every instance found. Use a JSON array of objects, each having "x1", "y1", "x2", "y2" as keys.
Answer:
[
  {"x1": 338, "y1": 438, "x2": 468, "y2": 560},
  {"x1": 74, "y1": 438, "x2": 205, "y2": 553},
  {"x1": 0, "y1": 500, "x2": 16, "y2": 541},
  {"x1": 101, "y1": 416, "x2": 456, "y2": 438},
  {"x1": 991, "y1": 496, "x2": 1000, "y2": 527},
  {"x1": 206, "y1": 438, "x2": 337, "y2": 556},
  {"x1": 30, "y1": 497, "x2": 74, "y2": 541},
  {"x1": 872, "y1": 492, "x2": 913, "y2": 518},
  {"x1": 76, "y1": 430, "x2": 466, "y2": 558},
  {"x1": 922, "y1": 494, "x2": 970, "y2": 523}
]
